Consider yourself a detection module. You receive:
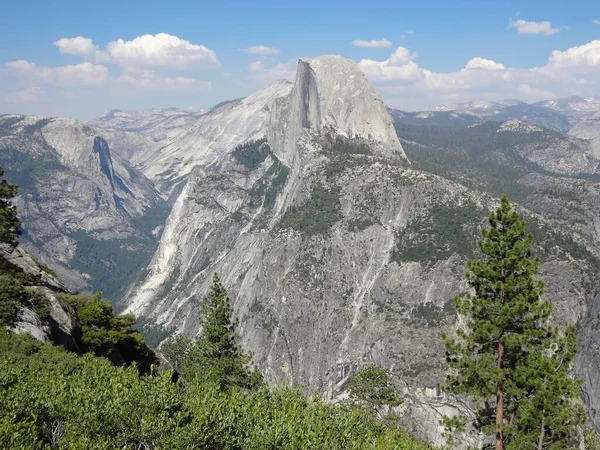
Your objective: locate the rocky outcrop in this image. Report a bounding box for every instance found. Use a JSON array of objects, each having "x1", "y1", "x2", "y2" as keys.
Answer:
[
  {"x1": 269, "y1": 56, "x2": 406, "y2": 167},
  {"x1": 577, "y1": 293, "x2": 600, "y2": 432},
  {"x1": 2, "y1": 243, "x2": 82, "y2": 352}
]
